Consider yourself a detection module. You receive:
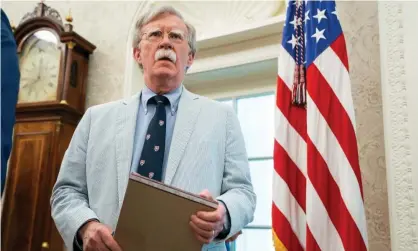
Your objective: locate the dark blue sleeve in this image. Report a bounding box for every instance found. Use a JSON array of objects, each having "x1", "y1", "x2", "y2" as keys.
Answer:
[{"x1": 1, "y1": 9, "x2": 20, "y2": 195}]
